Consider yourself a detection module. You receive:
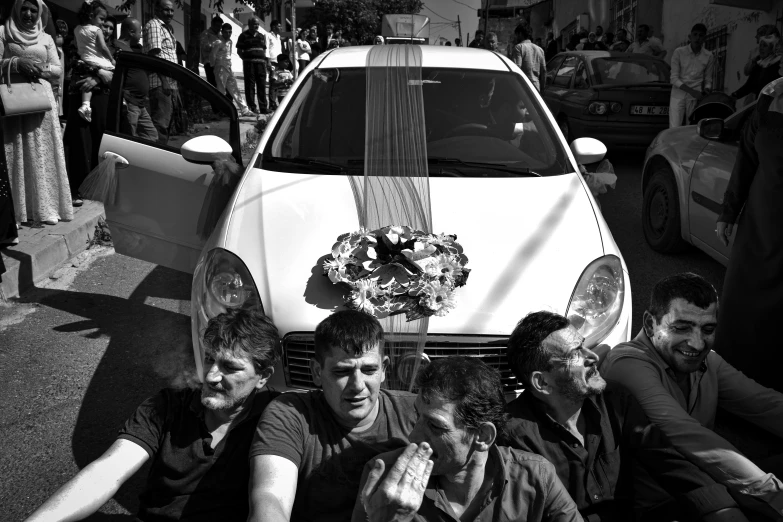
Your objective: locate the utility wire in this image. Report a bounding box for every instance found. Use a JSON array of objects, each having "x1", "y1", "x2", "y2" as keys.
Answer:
[
  {"x1": 445, "y1": 0, "x2": 476, "y2": 9},
  {"x1": 422, "y1": 4, "x2": 457, "y2": 22}
]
